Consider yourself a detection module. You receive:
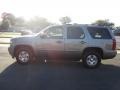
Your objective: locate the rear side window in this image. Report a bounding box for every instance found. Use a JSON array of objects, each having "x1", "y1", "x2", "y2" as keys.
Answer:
[
  {"x1": 87, "y1": 27, "x2": 112, "y2": 39},
  {"x1": 67, "y1": 27, "x2": 85, "y2": 39}
]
